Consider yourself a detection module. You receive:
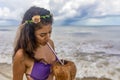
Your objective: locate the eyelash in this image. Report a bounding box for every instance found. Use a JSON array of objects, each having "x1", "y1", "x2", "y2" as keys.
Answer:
[
  {"x1": 40, "y1": 31, "x2": 52, "y2": 37},
  {"x1": 40, "y1": 35, "x2": 45, "y2": 37}
]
